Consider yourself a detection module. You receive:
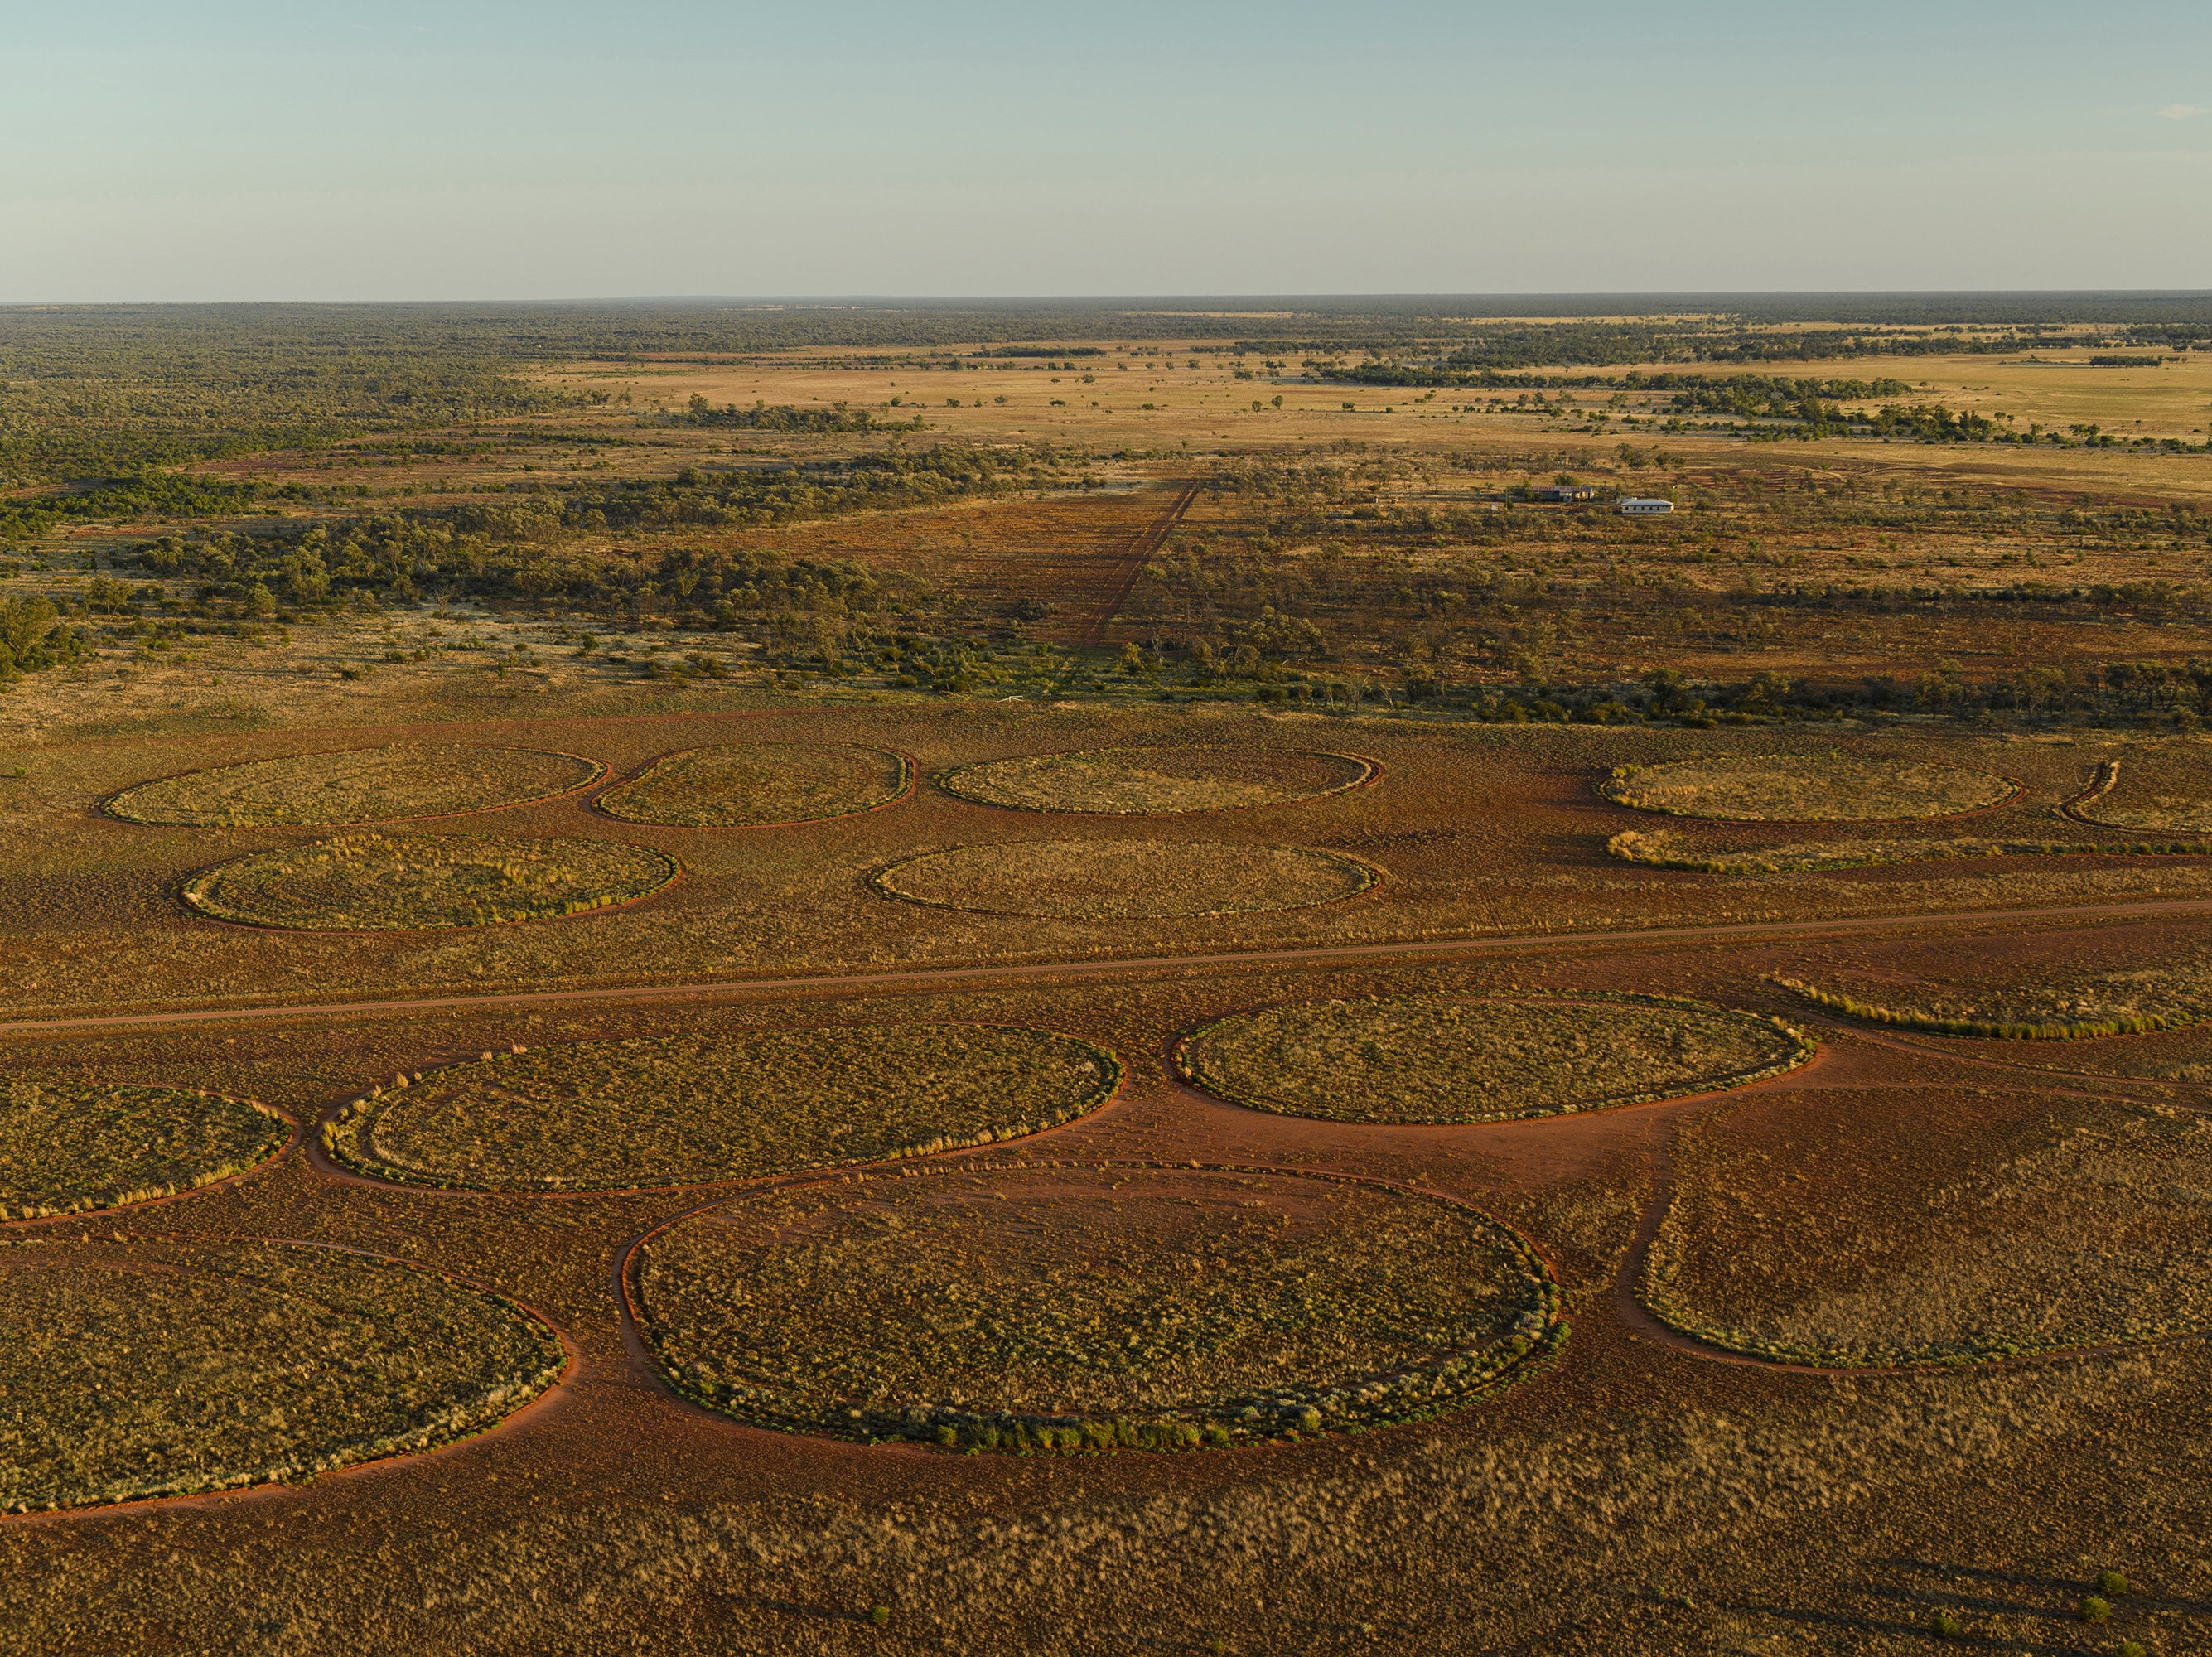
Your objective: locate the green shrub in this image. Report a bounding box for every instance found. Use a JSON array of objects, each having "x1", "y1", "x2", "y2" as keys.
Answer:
[
  {"x1": 1929, "y1": 1611, "x2": 1963, "y2": 1639},
  {"x1": 2096, "y1": 1570, "x2": 2131, "y2": 1597},
  {"x1": 2079, "y1": 1595, "x2": 2113, "y2": 1622}
]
